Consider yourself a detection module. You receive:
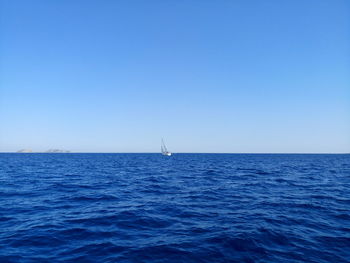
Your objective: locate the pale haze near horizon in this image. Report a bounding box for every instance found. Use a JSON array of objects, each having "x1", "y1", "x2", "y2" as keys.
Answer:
[{"x1": 0, "y1": 0, "x2": 349, "y2": 153}]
